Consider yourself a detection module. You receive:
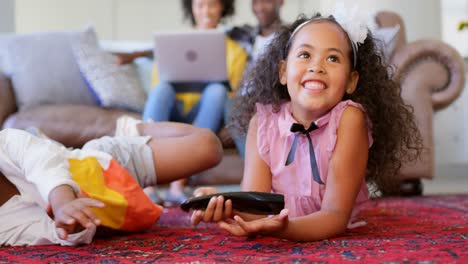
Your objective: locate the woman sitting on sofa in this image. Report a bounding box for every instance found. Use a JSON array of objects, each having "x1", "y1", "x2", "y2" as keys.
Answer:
[{"x1": 141, "y1": 0, "x2": 247, "y2": 206}]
